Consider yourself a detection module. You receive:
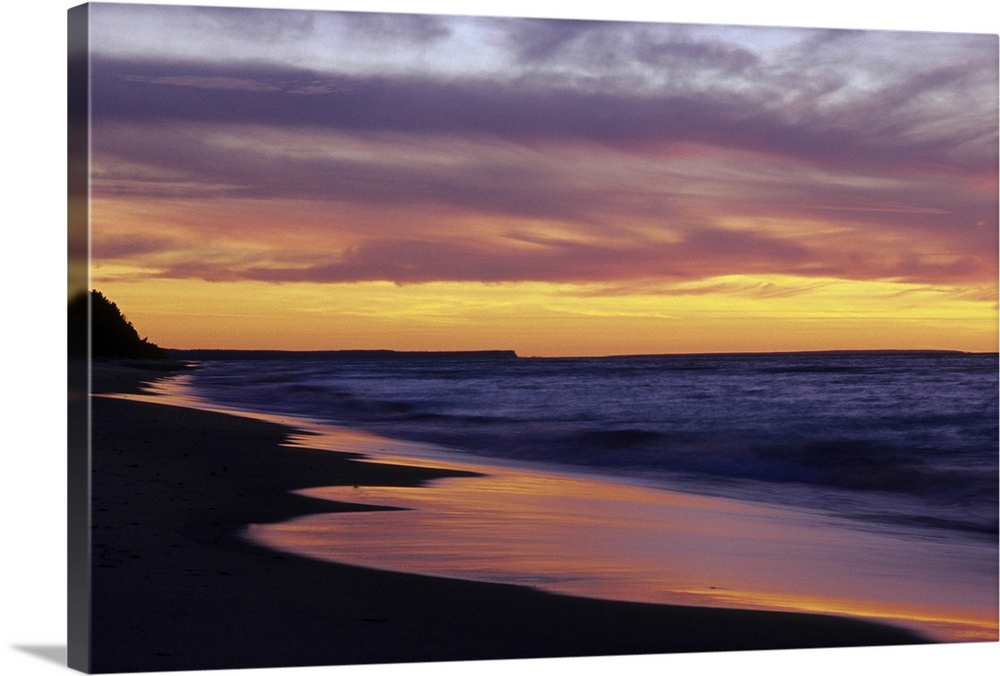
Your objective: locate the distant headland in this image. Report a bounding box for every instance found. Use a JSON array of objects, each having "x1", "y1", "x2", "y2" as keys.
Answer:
[
  {"x1": 165, "y1": 349, "x2": 520, "y2": 361},
  {"x1": 68, "y1": 289, "x2": 165, "y2": 360}
]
